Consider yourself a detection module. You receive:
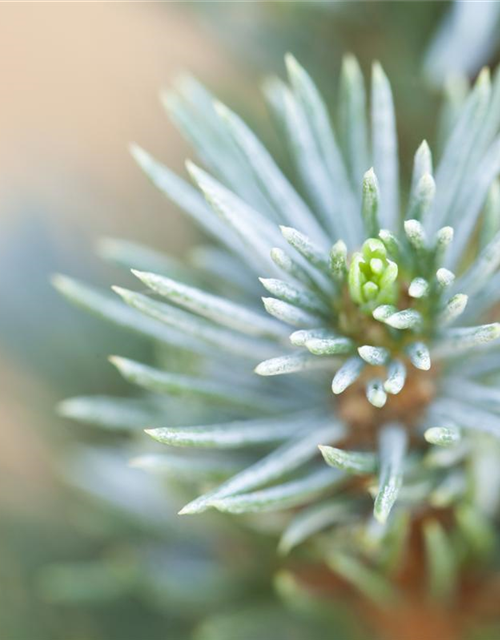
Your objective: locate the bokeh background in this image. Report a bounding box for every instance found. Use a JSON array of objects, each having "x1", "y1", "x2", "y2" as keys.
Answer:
[{"x1": 1, "y1": 2, "x2": 499, "y2": 639}]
